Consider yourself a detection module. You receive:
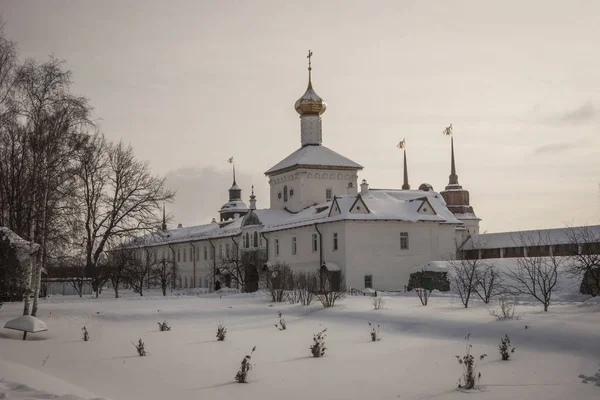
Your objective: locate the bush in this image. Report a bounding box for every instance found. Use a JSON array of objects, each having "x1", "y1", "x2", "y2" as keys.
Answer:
[
  {"x1": 310, "y1": 328, "x2": 327, "y2": 357},
  {"x1": 266, "y1": 262, "x2": 293, "y2": 303},
  {"x1": 489, "y1": 295, "x2": 521, "y2": 321},
  {"x1": 158, "y1": 321, "x2": 171, "y2": 331},
  {"x1": 275, "y1": 312, "x2": 286, "y2": 330},
  {"x1": 216, "y1": 322, "x2": 227, "y2": 341},
  {"x1": 372, "y1": 296, "x2": 385, "y2": 310},
  {"x1": 82, "y1": 326, "x2": 89, "y2": 342},
  {"x1": 316, "y1": 271, "x2": 346, "y2": 308},
  {"x1": 499, "y1": 334, "x2": 515, "y2": 360},
  {"x1": 235, "y1": 346, "x2": 256, "y2": 383},
  {"x1": 368, "y1": 322, "x2": 381, "y2": 342},
  {"x1": 415, "y1": 288, "x2": 431, "y2": 306},
  {"x1": 133, "y1": 338, "x2": 147, "y2": 356},
  {"x1": 455, "y1": 335, "x2": 487, "y2": 390},
  {"x1": 295, "y1": 271, "x2": 318, "y2": 306}
]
